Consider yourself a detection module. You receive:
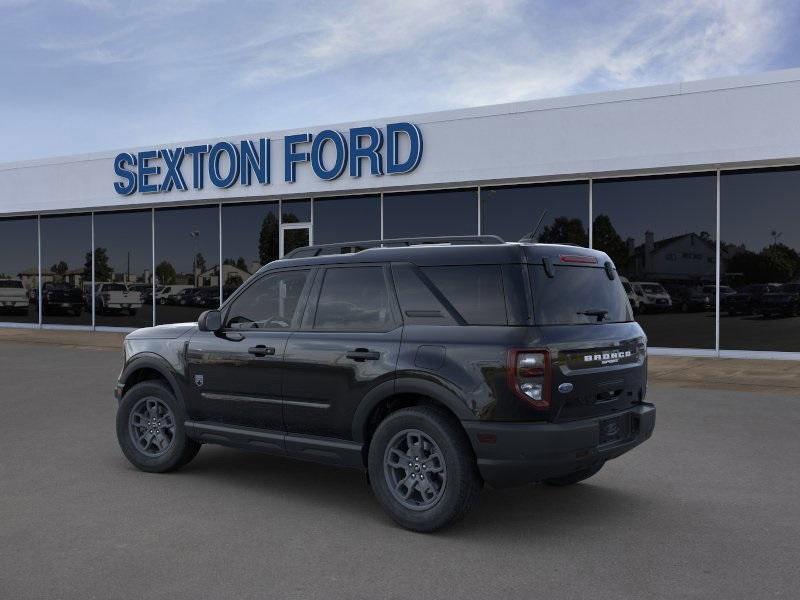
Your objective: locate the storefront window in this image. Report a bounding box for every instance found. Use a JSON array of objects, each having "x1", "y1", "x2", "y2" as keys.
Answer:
[
  {"x1": 154, "y1": 205, "x2": 219, "y2": 325},
  {"x1": 313, "y1": 195, "x2": 381, "y2": 244},
  {"x1": 0, "y1": 217, "x2": 39, "y2": 324},
  {"x1": 282, "y1": 199, "x2": 311, "y2": 223},
  {"x1": 720, "y1": 167, "x2": 800, "y2": 352},
  {"x1": 481, "y1": 181, "x2": 589, "y2": 245},
  {"x1": 40, "y1": 214, "x2": 92, "y2": 326},
  {"x1": 383, "y1": 189, "x2": 478, "y2": 239},
  {"x1": 592, "y1": 173, "x2": 717, "y2": 349},
  {"x1": 93, "y1": 210, "x2": 153, "y2": 329},
  {"x1": 221, "y1": 202, "x2": 278, "y2": 300}
]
